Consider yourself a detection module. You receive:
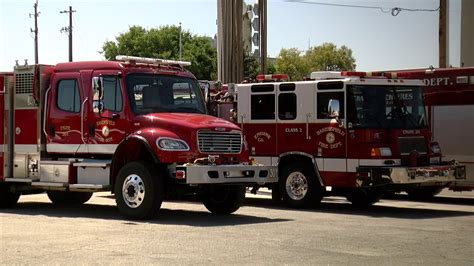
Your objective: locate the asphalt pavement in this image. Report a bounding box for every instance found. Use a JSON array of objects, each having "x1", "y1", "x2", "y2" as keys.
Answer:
[{"x1": 0, "y1": 189, "x2": 473, "y2": 265}]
